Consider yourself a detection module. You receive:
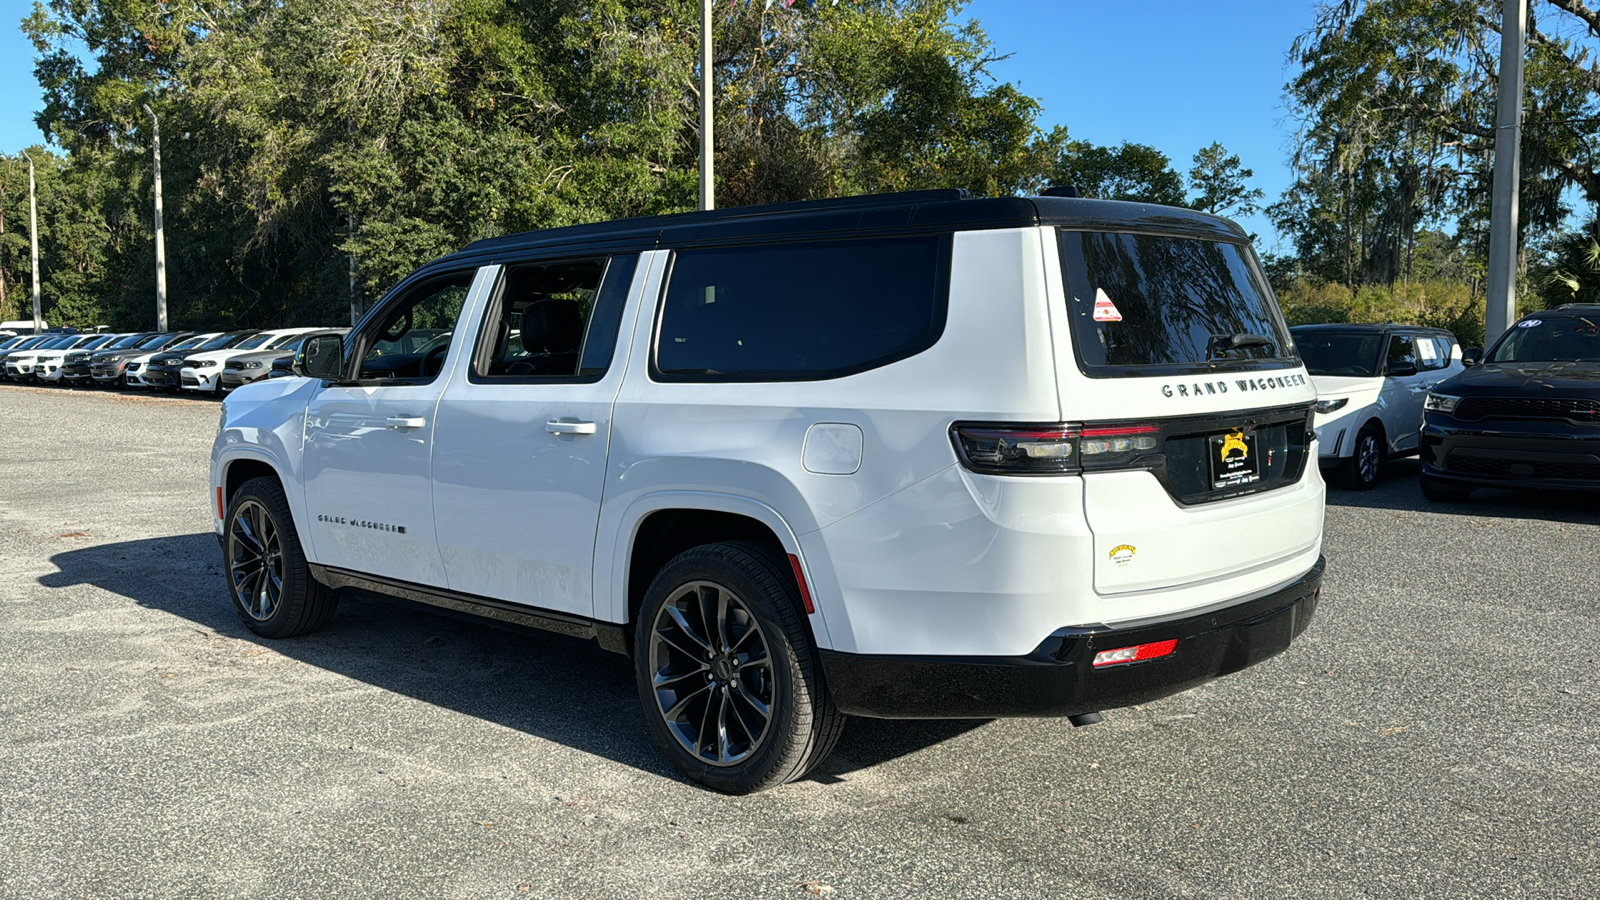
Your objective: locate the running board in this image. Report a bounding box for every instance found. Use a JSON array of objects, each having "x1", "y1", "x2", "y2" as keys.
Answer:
[{"x1": 307, "y1": 564, "x2": 630, "y2": 657}]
